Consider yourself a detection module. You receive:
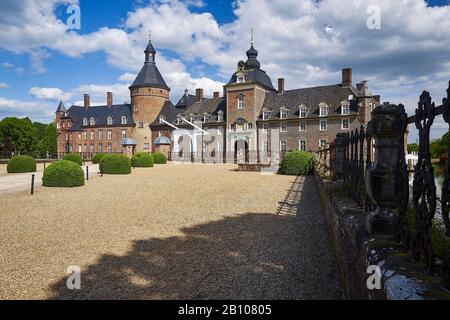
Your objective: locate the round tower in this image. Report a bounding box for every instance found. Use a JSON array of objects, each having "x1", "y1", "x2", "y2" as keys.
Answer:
[{"x1": 130, "y1": 36, "x2": 170, "y2": 152}]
